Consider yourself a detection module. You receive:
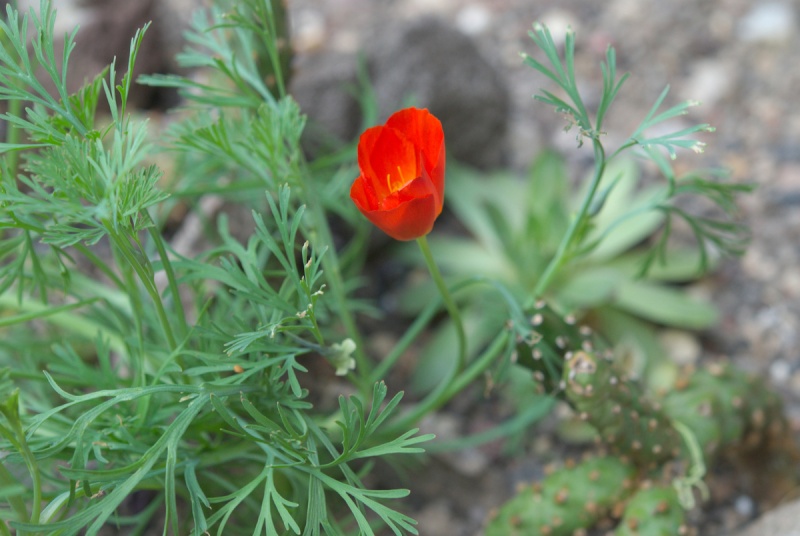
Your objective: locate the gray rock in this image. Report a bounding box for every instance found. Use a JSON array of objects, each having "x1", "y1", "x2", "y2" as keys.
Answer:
[
  {"x1": 727, "y1": 497, "x2": 800, "y2": 536},
  {"x1": 292, "y1": 17, "x2": 511, "y2": 169},
  {"x1": 369, "y1": 17, "x2": 510, "y2": 168},
  {"x1": 290, "y1": 52, "x2": 363, "y2": 156}
]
